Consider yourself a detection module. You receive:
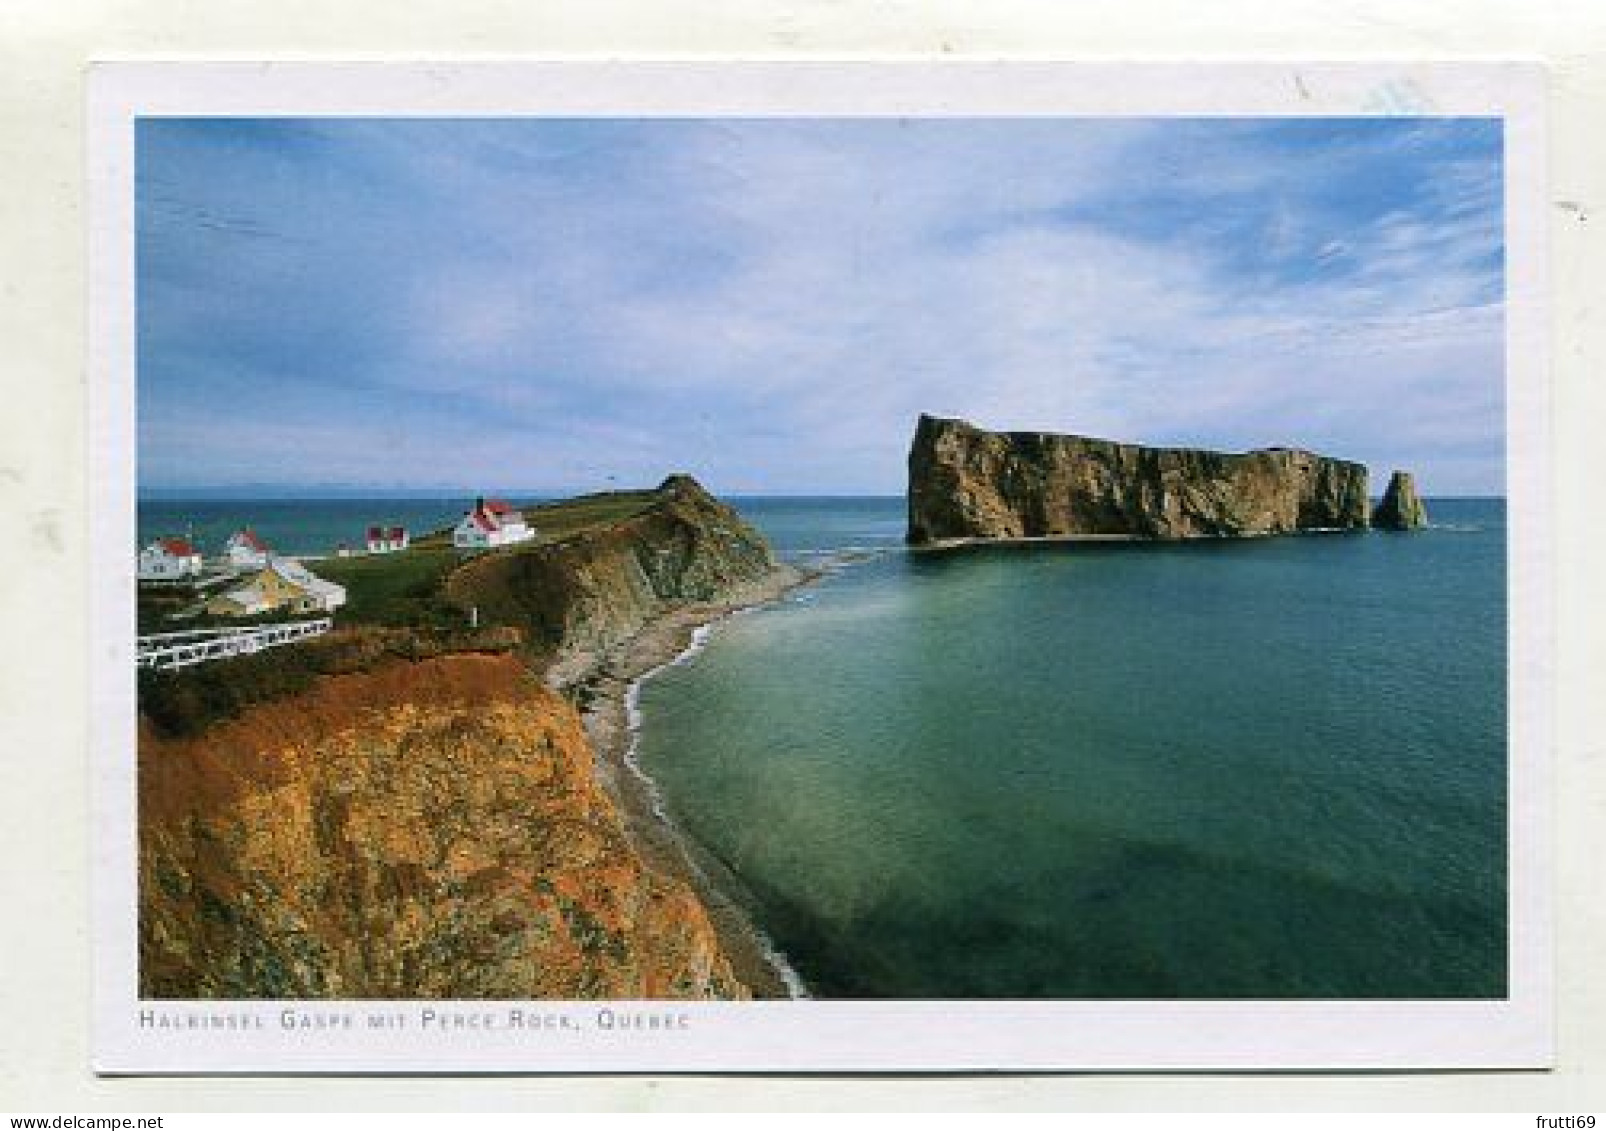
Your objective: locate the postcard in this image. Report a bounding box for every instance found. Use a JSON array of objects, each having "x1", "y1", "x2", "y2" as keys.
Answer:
[{"x1": 89, "y1": 61, "x2": 1551, "y2": 1073}]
